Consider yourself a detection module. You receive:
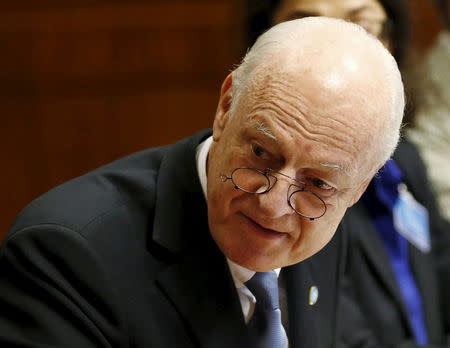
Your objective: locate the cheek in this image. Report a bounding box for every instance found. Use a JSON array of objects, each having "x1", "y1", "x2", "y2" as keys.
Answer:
[
  {"x1": 322, "y1": 203, "x2": 347, "y2": 232},
  {"x1": 314, "y1": 205, "x2": 347, "y2": 246},
  {"x1": 300, "y1": 221, "x2": 338, "y2": 260},
  {"x1": 207, "y1": 181, "x2": 243, "y2": 221},
  {"x1": 291, "y1": 207, "x2": 344, "y2": 262},
  {"x1": 324, "y1": 191, "x2": 354, "y2": 216}
]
